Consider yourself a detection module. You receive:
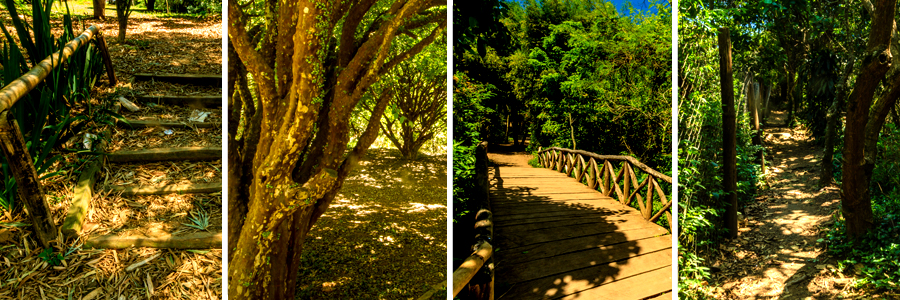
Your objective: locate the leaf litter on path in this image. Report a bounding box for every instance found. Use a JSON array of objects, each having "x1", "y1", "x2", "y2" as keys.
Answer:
[
  {"x1": 295, "y1": 149, "x2": 448, "y2": 300},
  {"x1": 710, "y1": 111, "x2": 867, "y2": 299},
  {"x1": 0, "y1": 12, "x2": 223, "y2": 299}
]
